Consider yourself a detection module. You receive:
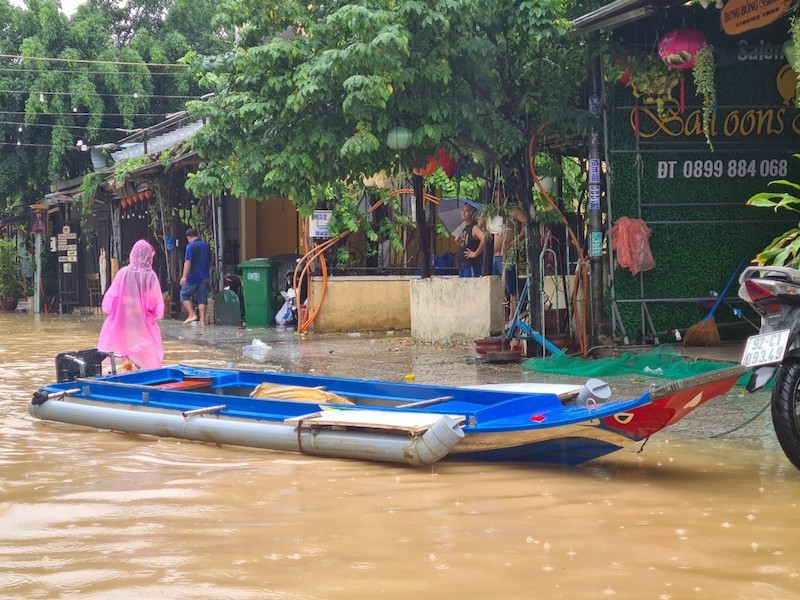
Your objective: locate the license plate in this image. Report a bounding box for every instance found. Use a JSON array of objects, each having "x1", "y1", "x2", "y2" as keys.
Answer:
[{"x1": 741, "y1": 329, "x2": 790, "y2": 367}]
